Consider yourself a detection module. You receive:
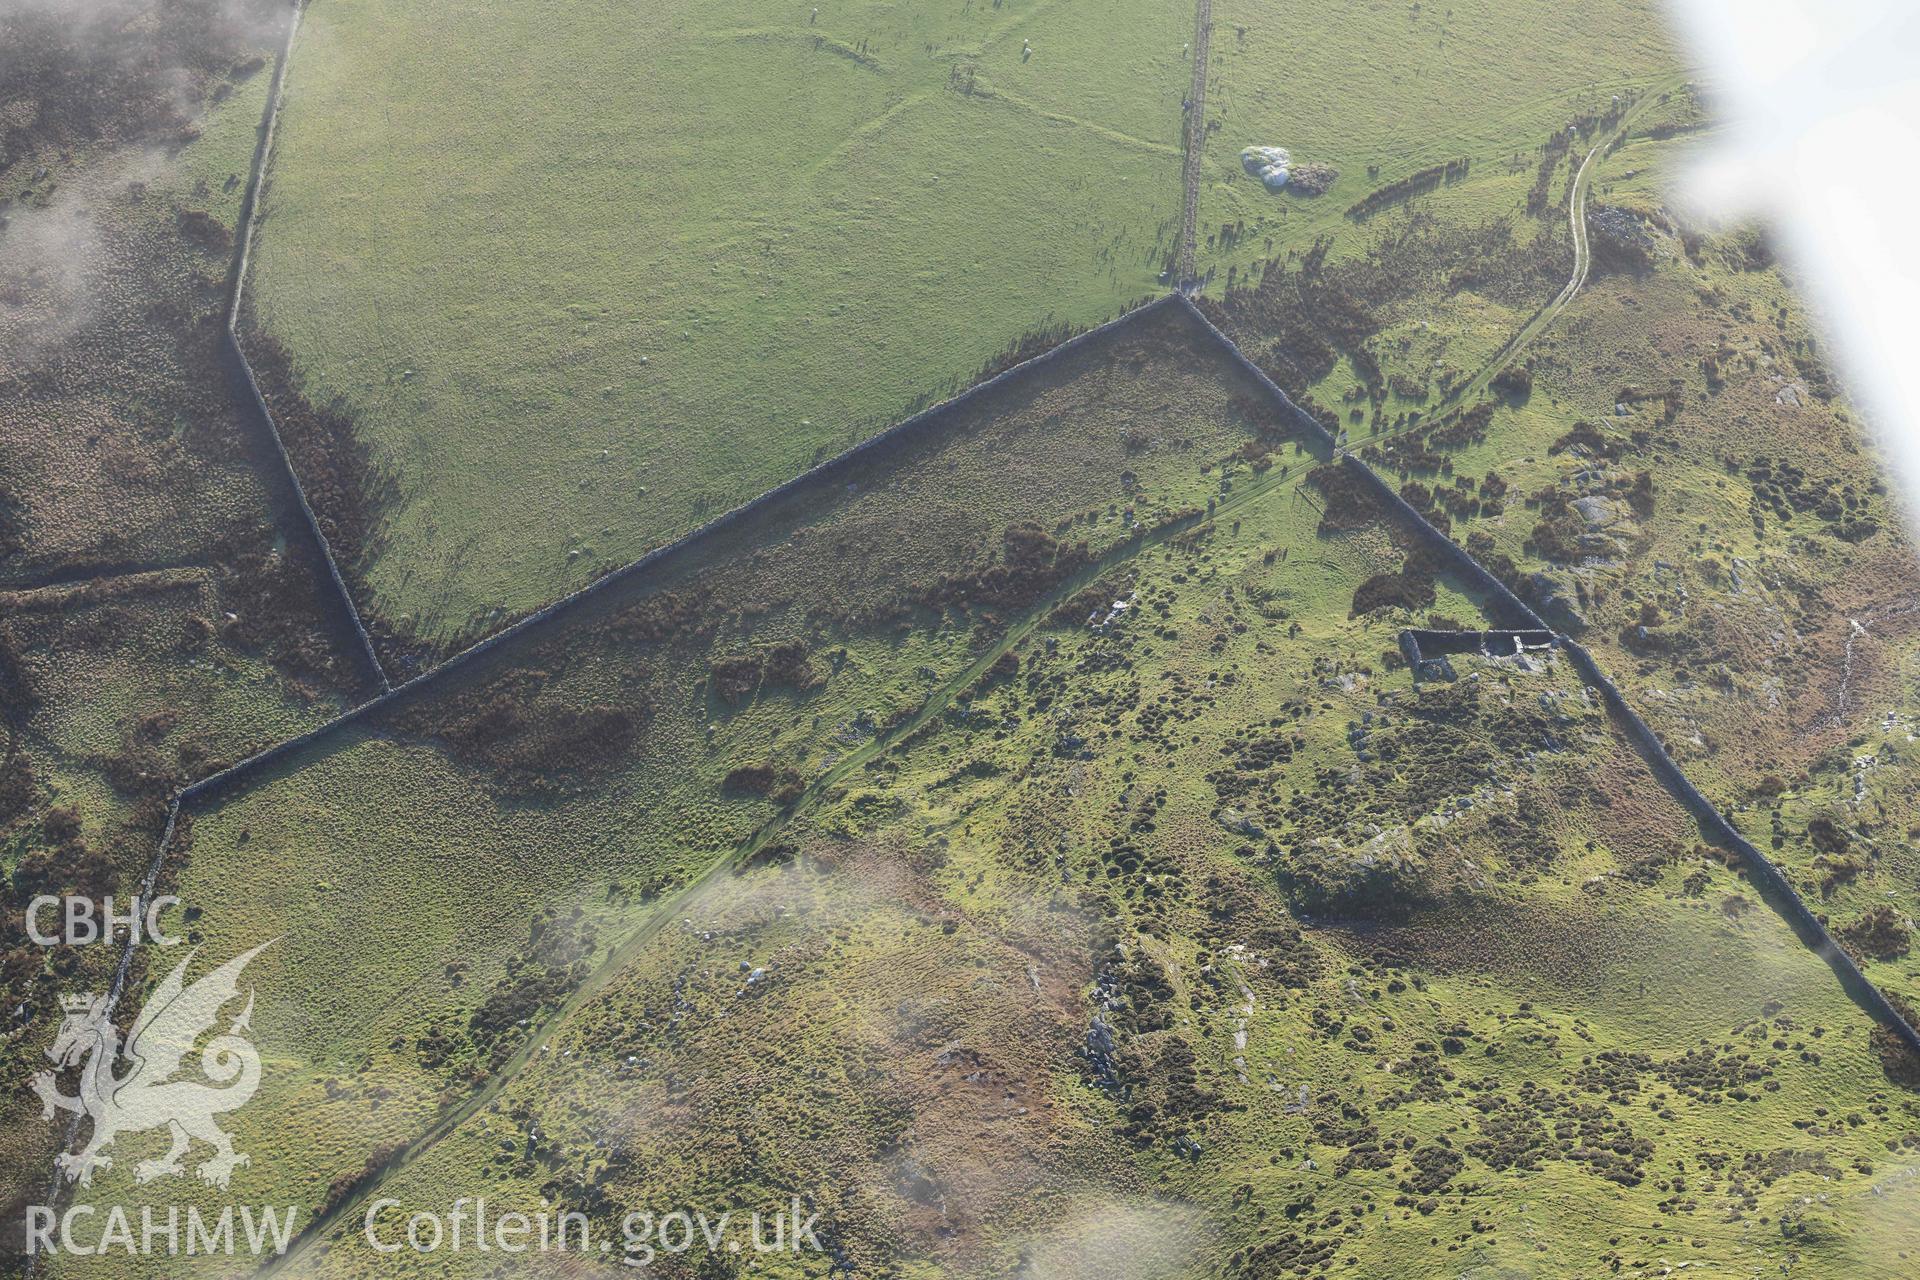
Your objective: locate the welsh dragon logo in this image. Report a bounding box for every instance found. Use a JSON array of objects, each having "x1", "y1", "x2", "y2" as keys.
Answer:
[{"x1": 33, "y1": 940, "x2": 274, "y2": 1188}]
